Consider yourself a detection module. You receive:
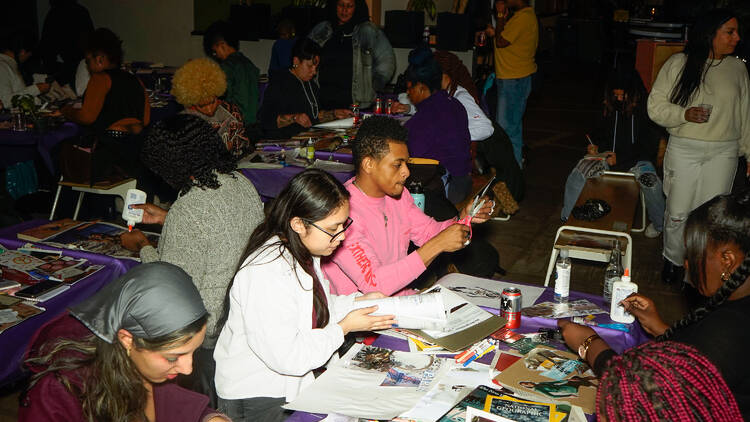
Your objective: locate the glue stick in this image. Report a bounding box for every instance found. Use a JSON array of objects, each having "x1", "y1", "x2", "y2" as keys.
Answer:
[{"x1": 121, "y1": 188, "x2": 147, "y2": 231}]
